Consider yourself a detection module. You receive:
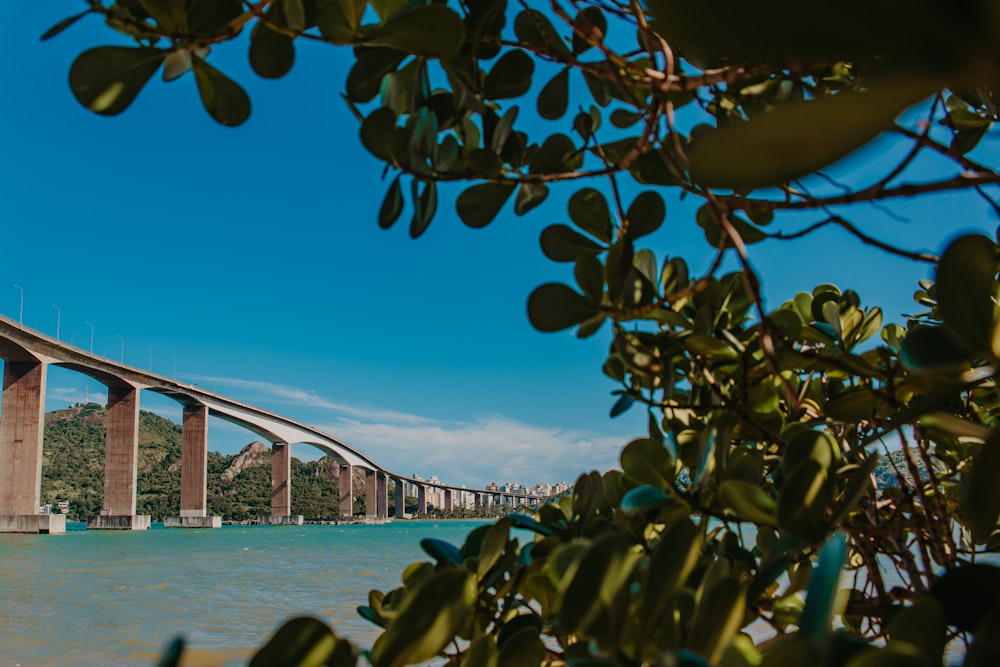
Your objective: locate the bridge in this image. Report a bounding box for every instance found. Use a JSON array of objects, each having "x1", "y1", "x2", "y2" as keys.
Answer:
[{"x1": 0, "y1": 314, "x2": 539, "y2": 533}]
